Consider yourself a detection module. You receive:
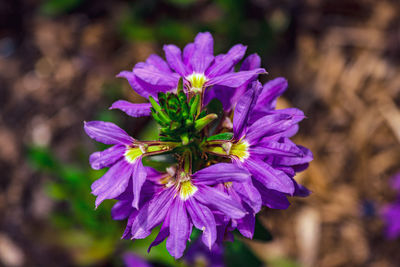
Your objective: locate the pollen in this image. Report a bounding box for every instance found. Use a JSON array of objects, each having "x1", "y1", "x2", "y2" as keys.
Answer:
[
  {"x1": 186, "y1": 73, "x2": 207, "y2": 93},
  {"x1": 230, "y1": 140, "x2": 250, "y2": 162},
  {"x1": 124, "y1": 147, "x2": 143, "y2": 163},
  {"x1": 224, "y1": 182, "x2": 233, "y2": 188},
  {"x1": 179, "y1": 180, "x2": 198, "y2": 200}
]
